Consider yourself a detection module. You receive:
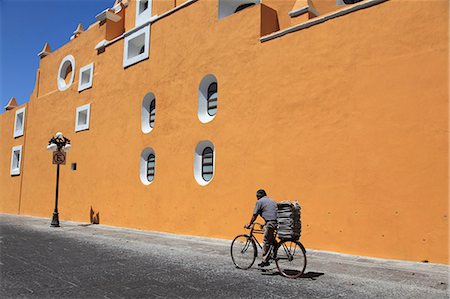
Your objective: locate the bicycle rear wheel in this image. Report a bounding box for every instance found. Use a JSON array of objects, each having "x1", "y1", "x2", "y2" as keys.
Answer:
[
  {"x1": 275, "y1": 240, "x2": 307, "y2": 279},
  {"x1": 231, "y1": 234, "x2": 257, "y2": 270}
]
